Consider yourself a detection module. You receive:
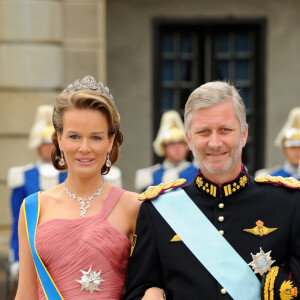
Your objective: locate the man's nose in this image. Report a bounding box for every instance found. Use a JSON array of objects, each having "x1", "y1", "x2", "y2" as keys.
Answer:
[{"x1": 208, "y1": 132, "x2": 222, "y2": 148}]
